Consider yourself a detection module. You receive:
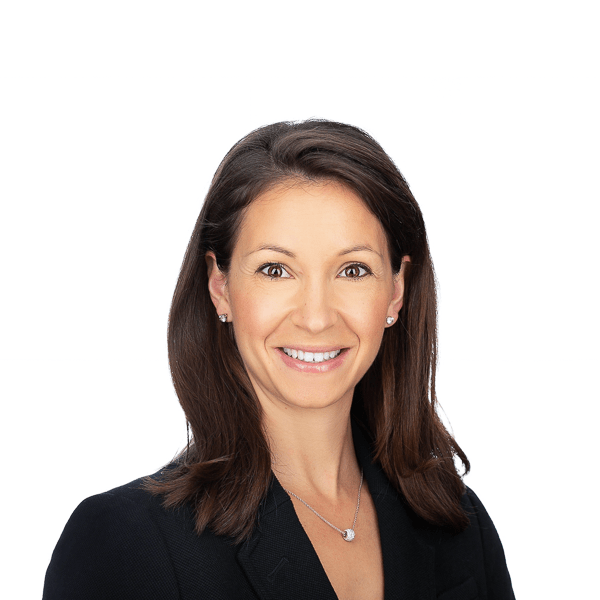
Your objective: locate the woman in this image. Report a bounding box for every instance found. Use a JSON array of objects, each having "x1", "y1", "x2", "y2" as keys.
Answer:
[{"x1": 43, "y1": 120, "x2": 515, "y2": 599}]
